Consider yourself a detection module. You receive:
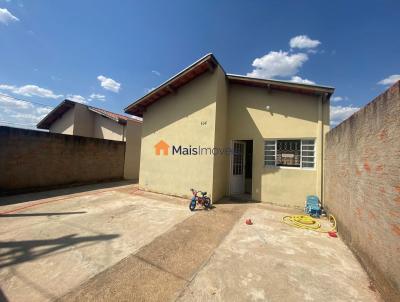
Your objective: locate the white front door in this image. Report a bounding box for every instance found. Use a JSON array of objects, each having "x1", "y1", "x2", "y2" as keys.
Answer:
[{"x1": 230, "y1": 141, "x2": 245, "y2": 195}]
